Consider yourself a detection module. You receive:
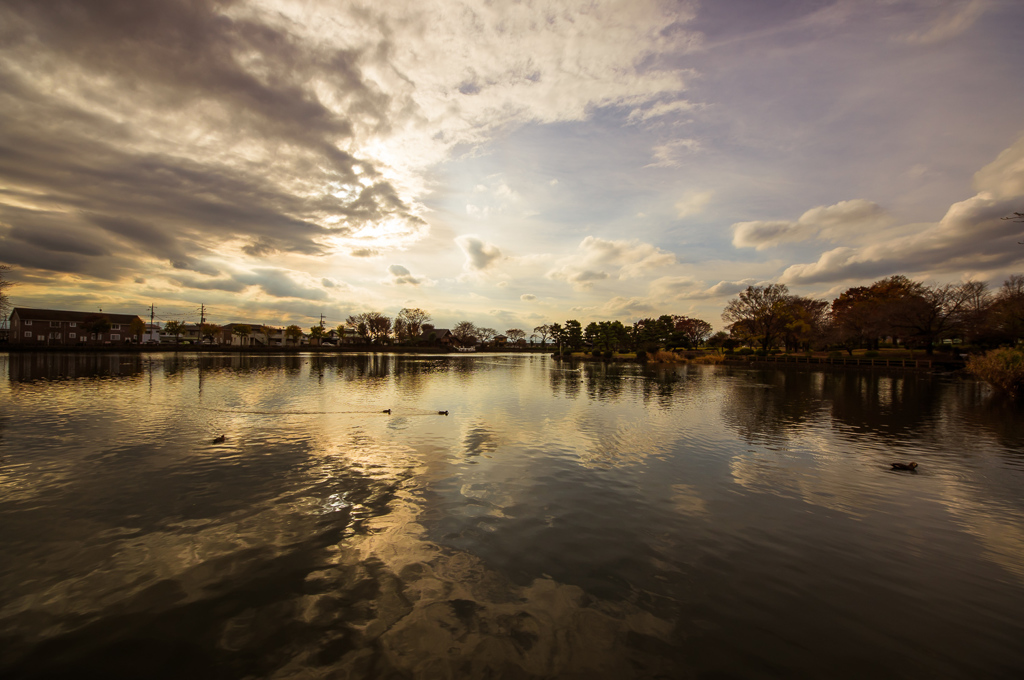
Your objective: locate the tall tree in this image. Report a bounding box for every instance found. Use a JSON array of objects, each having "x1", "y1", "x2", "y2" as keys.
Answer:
[
  {"x1": 452, "y1": 321, "x2": 477, "y2": 343},
  {"x1": 722, "y1": 284, "x2": 793, "y2": 351},
  {"x1": 890, "y1": 282, "x2": 970, "y2": 355},
  {"x1": 533, "y1": 324, "x2": 551, "y2": 346},
  {"x1": 564, "y1": 320, "x2": 584, "y2": 350},
  {"x1": 286, "y1": 325, "x2": 303, "y2": 345},
  {"x1": 397, "y1": 308, "x2": 431, "y2": 342},
  {"x1": 505, "y1": 328, "x2": 526, "y2": 344}
]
